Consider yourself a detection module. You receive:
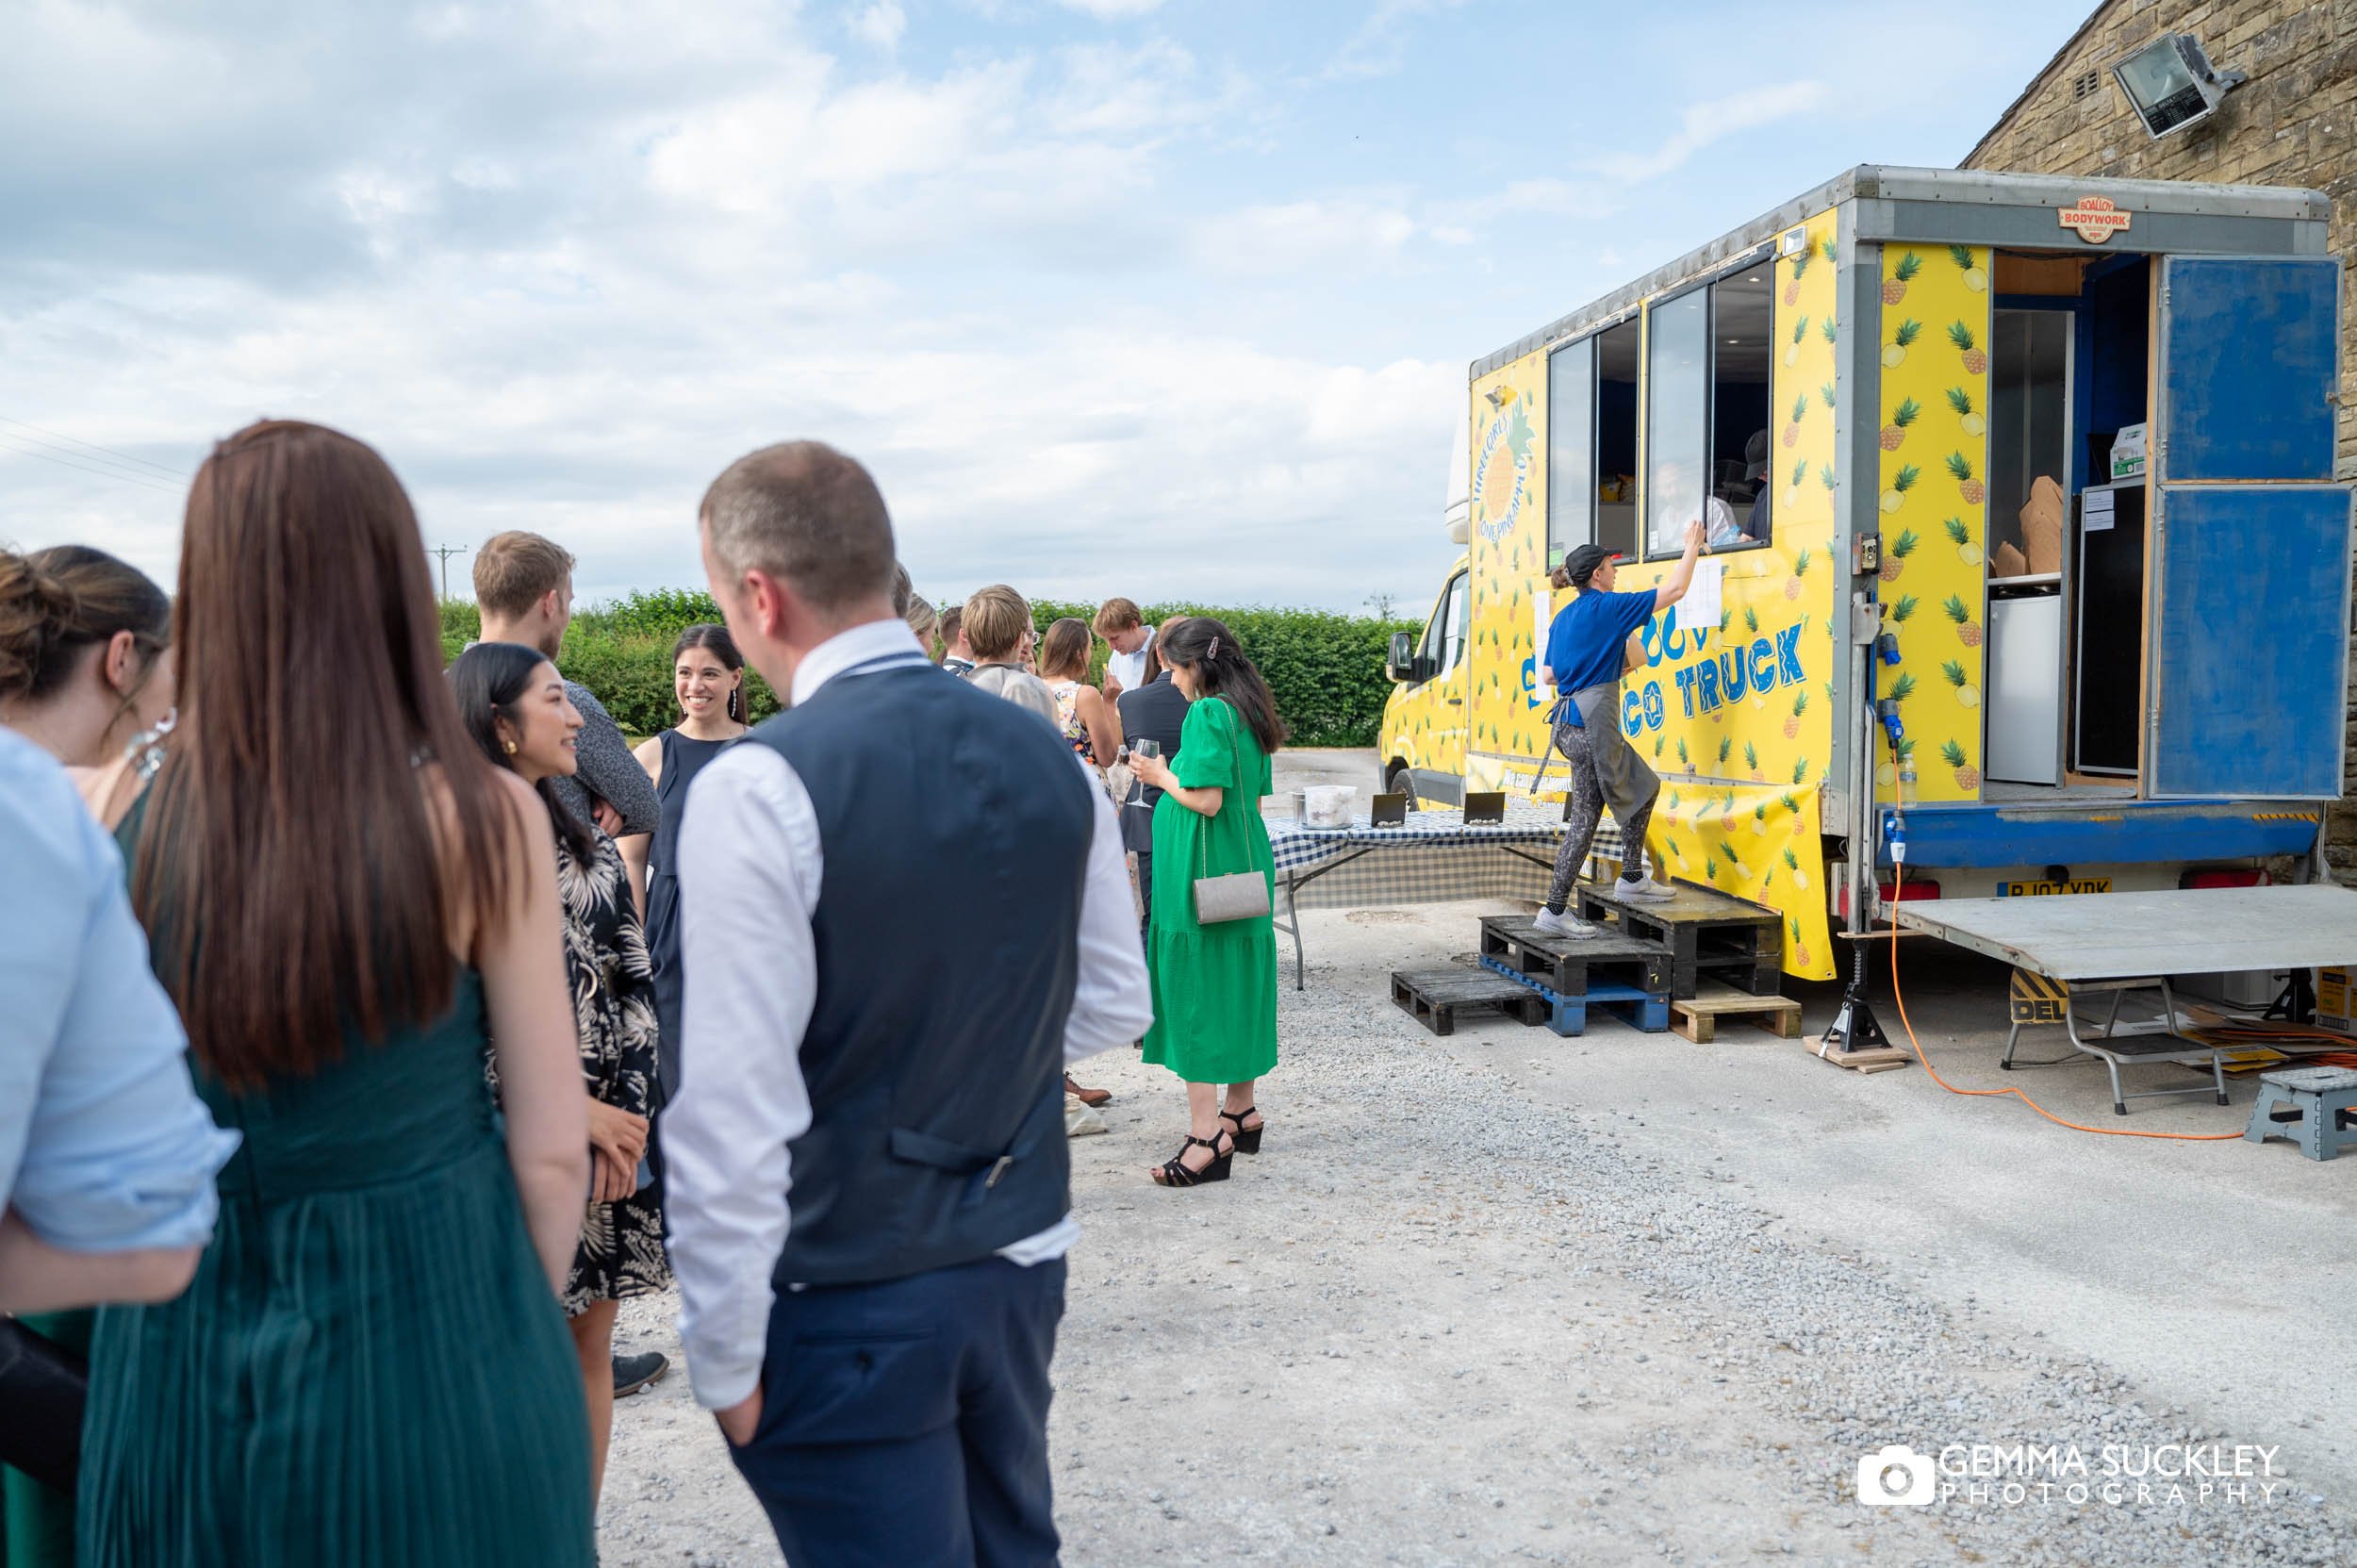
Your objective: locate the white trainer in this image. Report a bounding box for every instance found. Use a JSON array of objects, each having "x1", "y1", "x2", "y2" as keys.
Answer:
[
  {"x1": 1533, "y1": 906, "x2": 1597, "y2": 939},
  {"x1": 1615, "y1": 877, "x2": 1676, "y2": 903}
]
